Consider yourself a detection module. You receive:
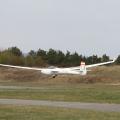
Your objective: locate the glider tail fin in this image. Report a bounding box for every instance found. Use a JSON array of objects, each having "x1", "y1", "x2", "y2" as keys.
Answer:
[{"x1": 80, "y1": 61, "x2": 87, "y2": 75}]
